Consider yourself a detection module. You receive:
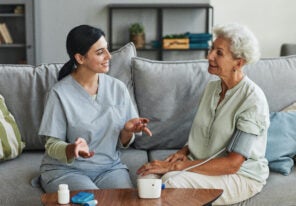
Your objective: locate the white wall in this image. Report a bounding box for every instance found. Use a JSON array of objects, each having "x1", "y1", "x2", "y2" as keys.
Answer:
[
  {"x1": 210, "y1": 0, "x2": 296, "y2": 58},
  {"x1": 35, "y1": 0, "x2": 209, "y2": 65},
  {"x1": 35, "y1": 0, "x2": 295, "y2": 64}
]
